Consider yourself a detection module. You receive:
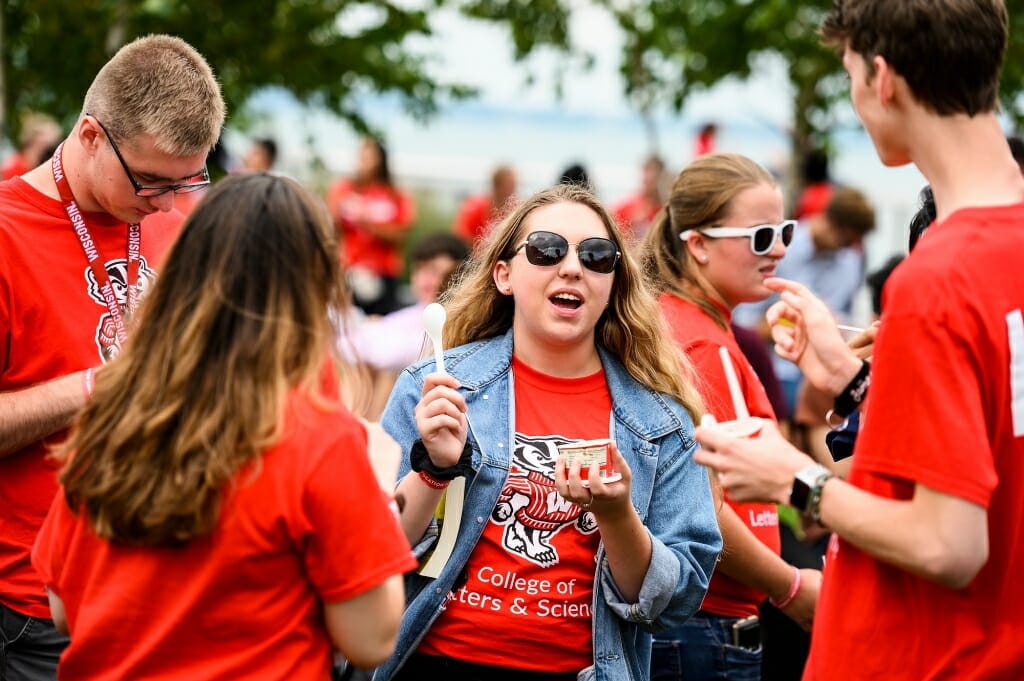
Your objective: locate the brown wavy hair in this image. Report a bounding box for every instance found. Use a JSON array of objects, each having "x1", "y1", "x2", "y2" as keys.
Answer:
[
  {"x1": 640, "y1": 153, "x2": 777, "y2": 331},
  {"x1": 441, "y1": 183, "x2": 703, "y2": 421},
  {"x1": 57, "y1": 174, "x2": 350, "y2": 546}
]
